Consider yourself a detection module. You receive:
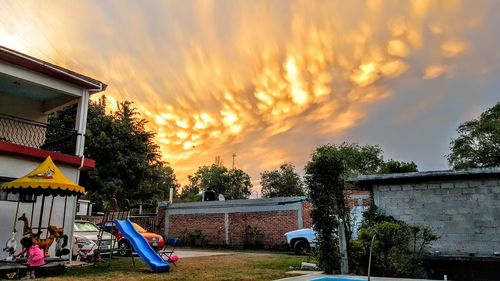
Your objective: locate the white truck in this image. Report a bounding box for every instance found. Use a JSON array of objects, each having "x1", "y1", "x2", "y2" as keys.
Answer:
[{"x1": 284, "y1": 228, "x2": 316, "y2": 255}]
